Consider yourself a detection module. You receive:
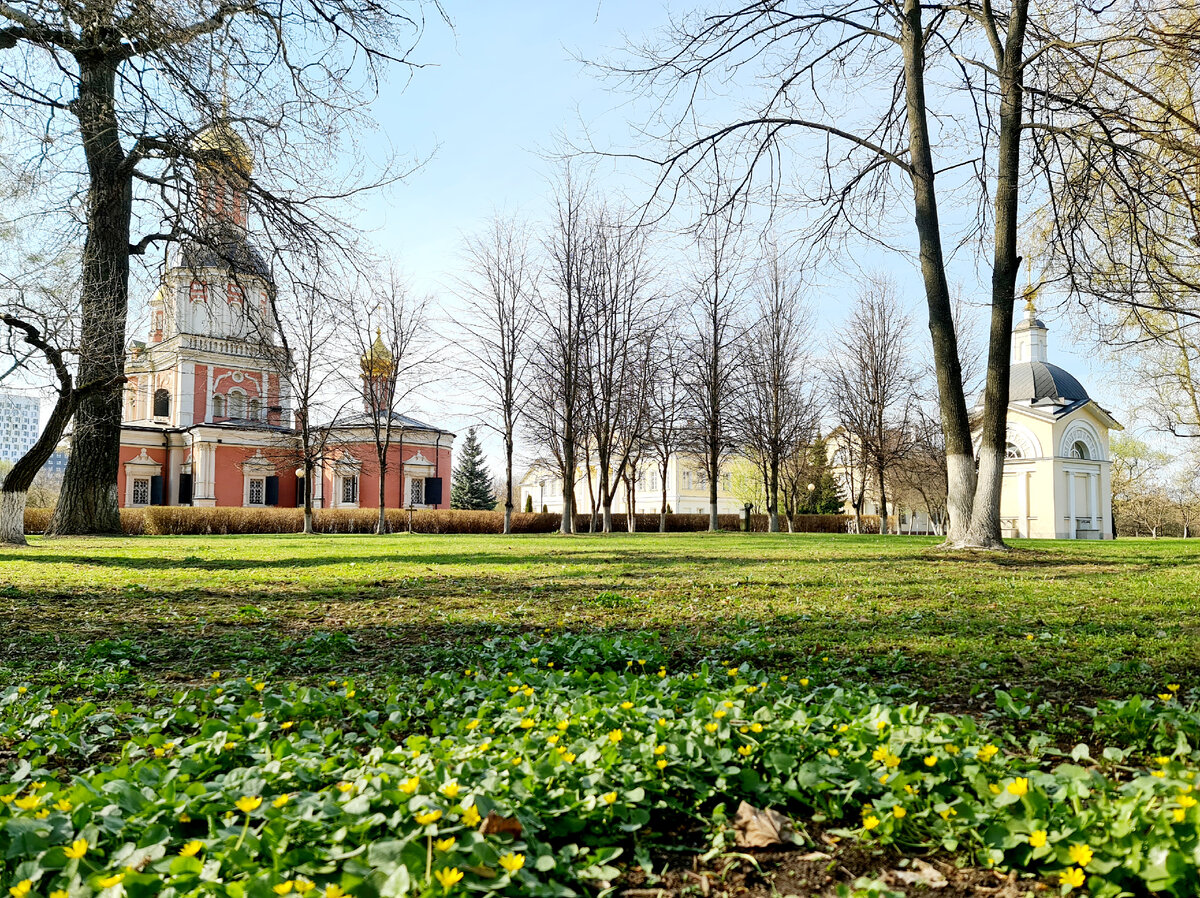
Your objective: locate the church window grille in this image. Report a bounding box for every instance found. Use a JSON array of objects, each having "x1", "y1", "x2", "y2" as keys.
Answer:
[
  {"x1": 409, "y1": 478, "x2": 425, "y2": 506},
  {"x1": 1005, "y1": 442, "x2": 1023, "y2": 459},
  {"x1": 132, "y1": 478, "x2": 150, "y2": 506},
  {"x1": 247, "y1": 477, "x2": 265, "y2": 506},
  {"x1": 341, "y1": 475, "x2": 358, "y2": 504},
  {"x1": 1071, "y1": 441, "x2": 1090, "y2": 460}
]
